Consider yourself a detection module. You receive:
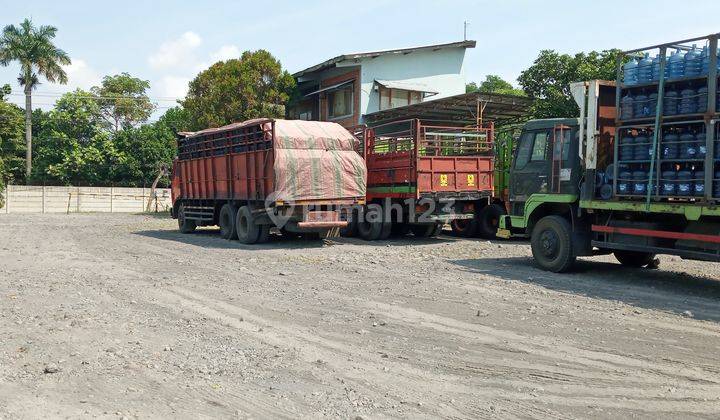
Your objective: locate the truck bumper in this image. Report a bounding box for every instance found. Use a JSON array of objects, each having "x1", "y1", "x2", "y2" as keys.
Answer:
[{"x1": 297, "y1": 210, "x2": 348, "y2": 230}]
